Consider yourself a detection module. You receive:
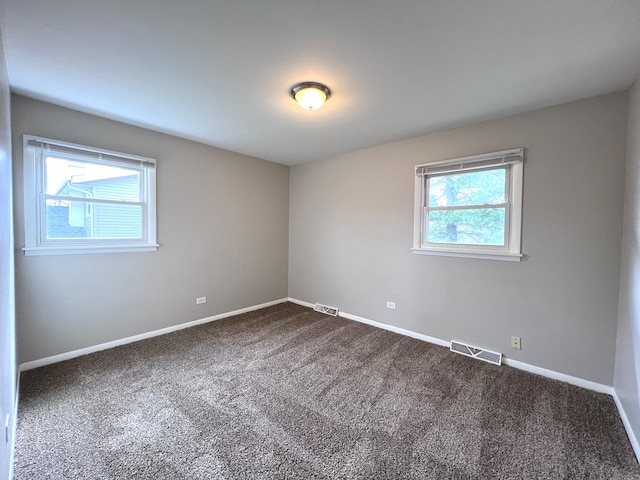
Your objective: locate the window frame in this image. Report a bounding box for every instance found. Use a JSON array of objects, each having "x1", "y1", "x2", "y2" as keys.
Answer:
[
  {"x1": 412, "y1": 148, "x2": 524, "y2": 262},
  {"x1": 22, "y1": 135, "x2": 158, "y2": 256}
]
